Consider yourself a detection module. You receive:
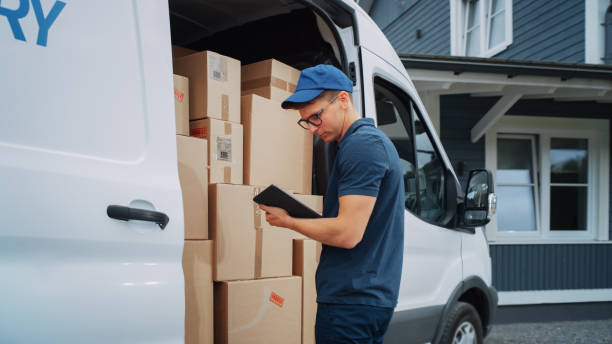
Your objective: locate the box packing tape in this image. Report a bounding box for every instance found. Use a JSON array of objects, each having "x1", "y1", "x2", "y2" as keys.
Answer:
[
  {"x1": 222, "y1": 94, "x2": 229, "y2": 121},
  {"x1": 255, "y1": 229, "x2": 264, "y2": 278},
  {"x1": 224, "y1": 166, "x2": 231, "y2": 183},
  {"x1": 253, "y1": 186, "x2": 265, "y2": 277},
  {"x1": 242, "y1": 77, "x2": 297, "y2": 94}
]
